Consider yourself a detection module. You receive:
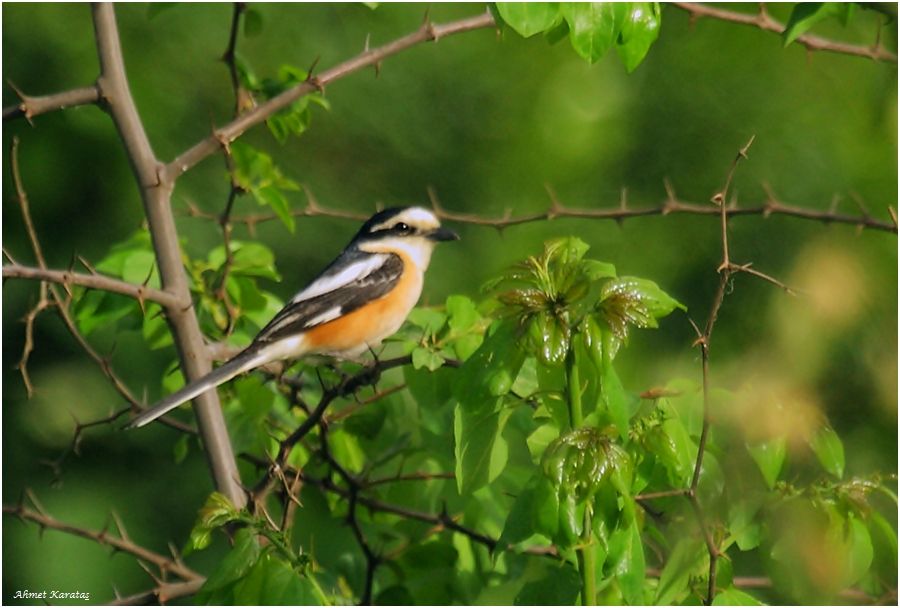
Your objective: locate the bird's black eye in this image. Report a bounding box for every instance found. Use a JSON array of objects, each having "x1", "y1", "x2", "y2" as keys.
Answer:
[{"x1": 393, "y1": 222, "x2": 411, "y2": 233}]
